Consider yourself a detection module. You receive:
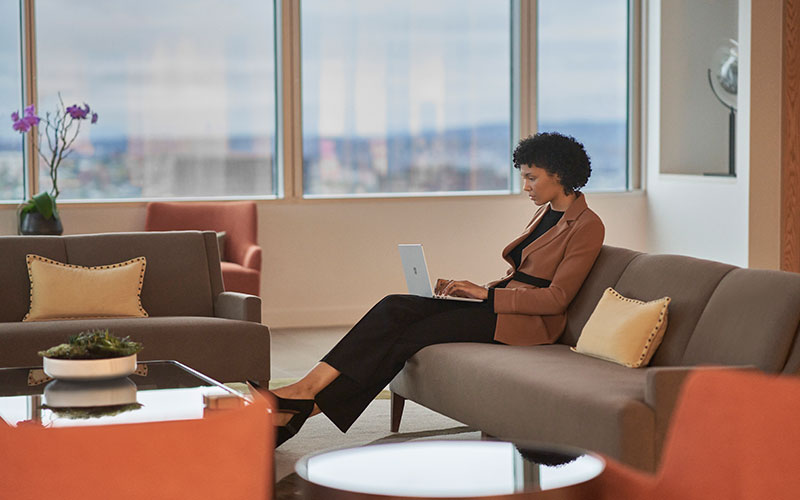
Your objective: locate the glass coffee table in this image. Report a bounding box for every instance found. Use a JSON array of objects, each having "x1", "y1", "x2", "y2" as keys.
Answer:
[
  {"x1": 296, "y1": 439, "x2": 605, "y2": 499},
  {"x1": 0, "y1": 360, "x2": 249, "y2": 428}
]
